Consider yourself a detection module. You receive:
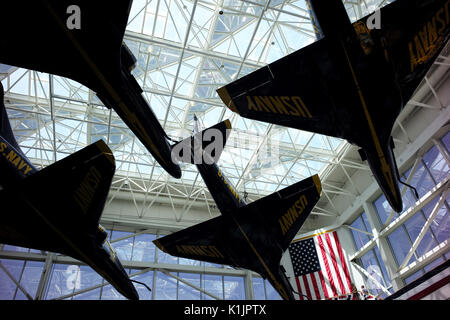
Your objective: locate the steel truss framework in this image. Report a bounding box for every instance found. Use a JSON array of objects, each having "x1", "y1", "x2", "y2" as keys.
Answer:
[
  {"x1": 0, "y1": 0, "x2": 449, "y2": 300},
  {"x1": 0, "y1": 0, "x2": 402, "y2": 221}
]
